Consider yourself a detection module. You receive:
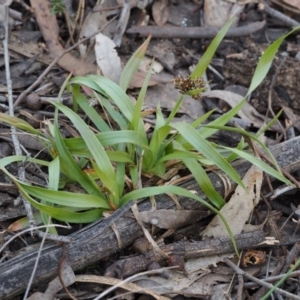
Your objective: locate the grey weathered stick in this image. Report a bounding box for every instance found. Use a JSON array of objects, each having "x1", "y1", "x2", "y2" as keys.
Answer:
[
  {"x1": 1, "y1": 136, "x2": 300, "y2": 299},
  {"x1": 224, "y1": 258, "x2": 300, "y2": 300},
  {"x1": 127, "y1": 21, "x2": 266, "y2": 38},
  {"x1": 263, "y1": 4, "x2": 300, "y2": 28},
  {"x1": 104, "y1": 230, "x2": 265, "y2": 278}
]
